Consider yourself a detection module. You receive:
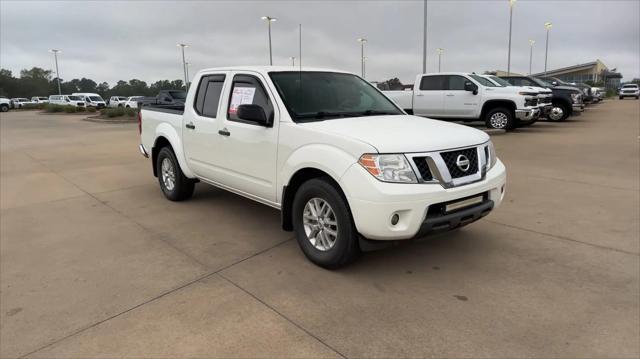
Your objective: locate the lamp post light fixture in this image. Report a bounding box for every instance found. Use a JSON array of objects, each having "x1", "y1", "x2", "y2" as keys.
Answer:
[
  {"x1": 357, "y1": 38, "x2": 367, "y2": 78},
  {"x1": 437, "y1": 48, "x2": 444, "y2": 72},
  {"x1": 544, "y1": 22, "x2": 552, "y2": 75},
  {"x1": 528, "y1": 39, "x2": 535, "y2": 75},
  {"x1": 177, "y1": 43, "x2": 189, "y2": 90},
  {"x1": 49, "y1": 49, "x2": 62, "y2": 95},
  {"x1": 261, "y1": 16, "x2": 277, "y2": 65},
  {"x1": 507, "y1": 0, "x2": 516, "y2": 75},
  {"x1": 289, "y1": 56, "x2": 296, "y2": 66}
]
